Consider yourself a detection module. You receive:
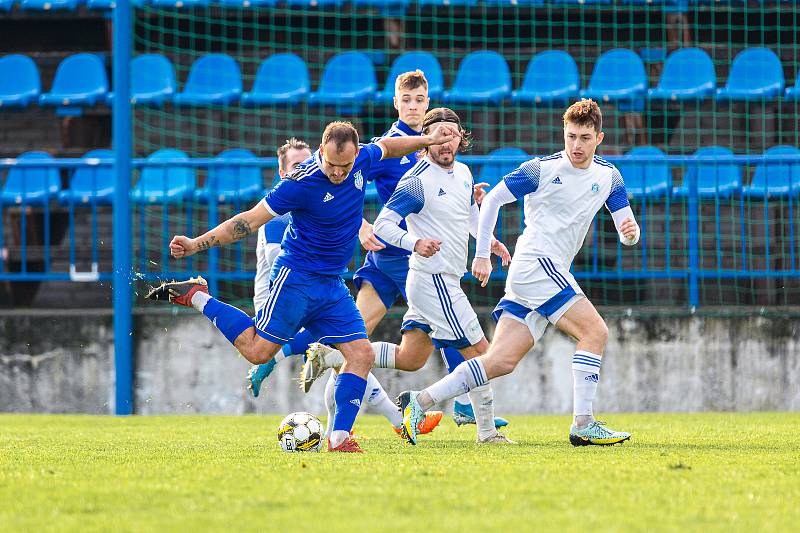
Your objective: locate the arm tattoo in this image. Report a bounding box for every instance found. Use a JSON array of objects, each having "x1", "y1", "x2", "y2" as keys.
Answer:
[
  {"x1": 230, "y1": 218, "x2": 253, "y2": 240},
  {"x1": 197, "y1": 236, "x2": 217, "y2": 251}
]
